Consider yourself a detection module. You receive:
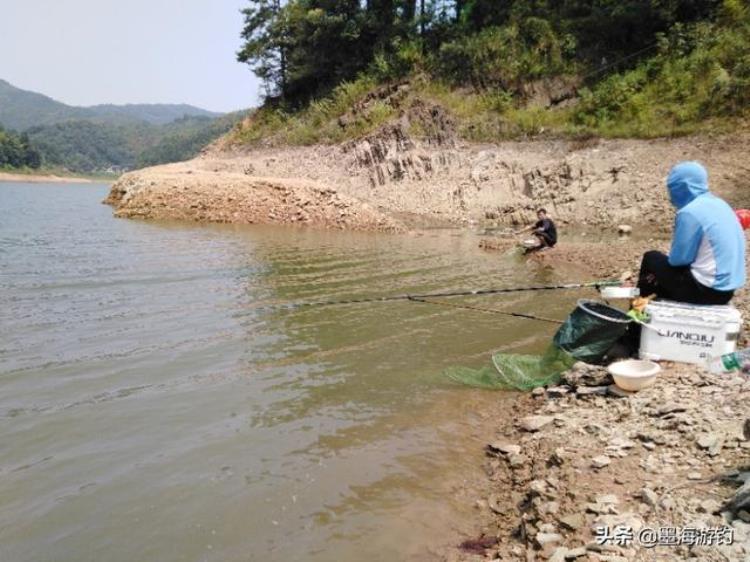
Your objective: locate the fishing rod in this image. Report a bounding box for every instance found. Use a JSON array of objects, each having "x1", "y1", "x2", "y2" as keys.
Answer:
[
  {"x1": 252, "y1": 280, "x2": 620, "y2": 311},
  {"x1": 408, "y1": 296, "x2": 565, "y2": 324}
]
